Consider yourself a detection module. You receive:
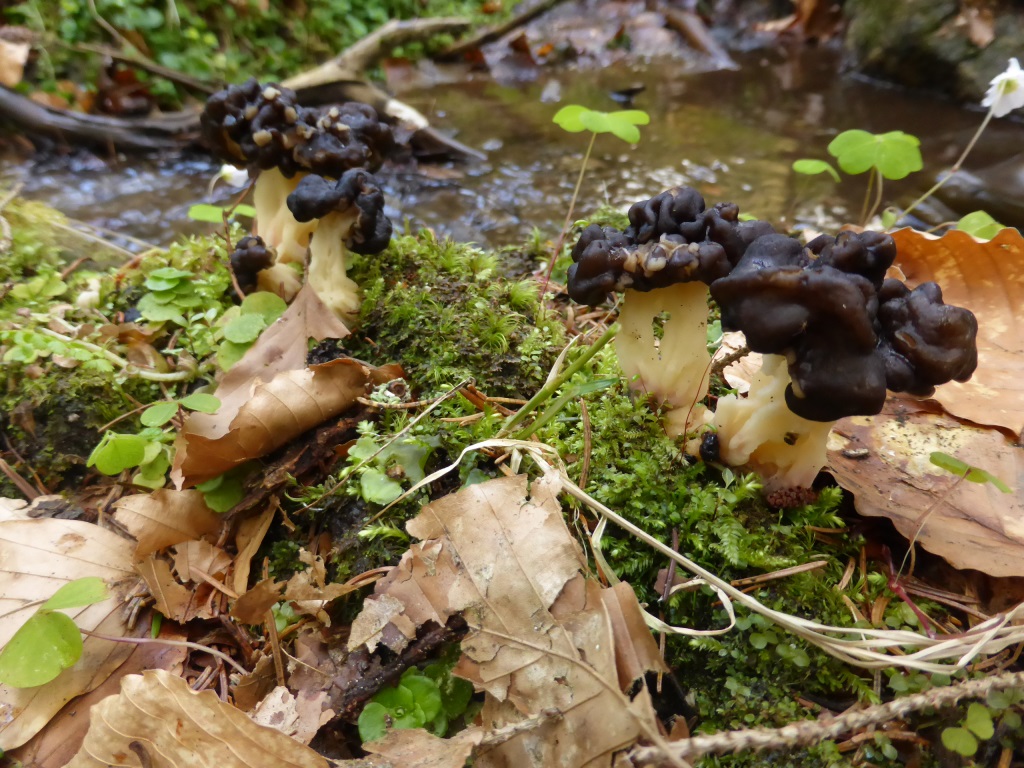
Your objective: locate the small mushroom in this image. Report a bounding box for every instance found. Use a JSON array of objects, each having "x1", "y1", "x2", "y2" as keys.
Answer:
[
  {"x1": 286, "y1": 169, "x2": 393, "y2": 323},
  {"x1": 709, "y1": 229, "x2": 978, "y2": 494},
  {"x1": 567, "y1": 187, "x2": 773, "y2": 435},
  {"x1": 200, "y1": 79, "x2": 395, "y2": 301},
  {"x1": 228, "y1": 235, "x2": 274, "y2": 295}
]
